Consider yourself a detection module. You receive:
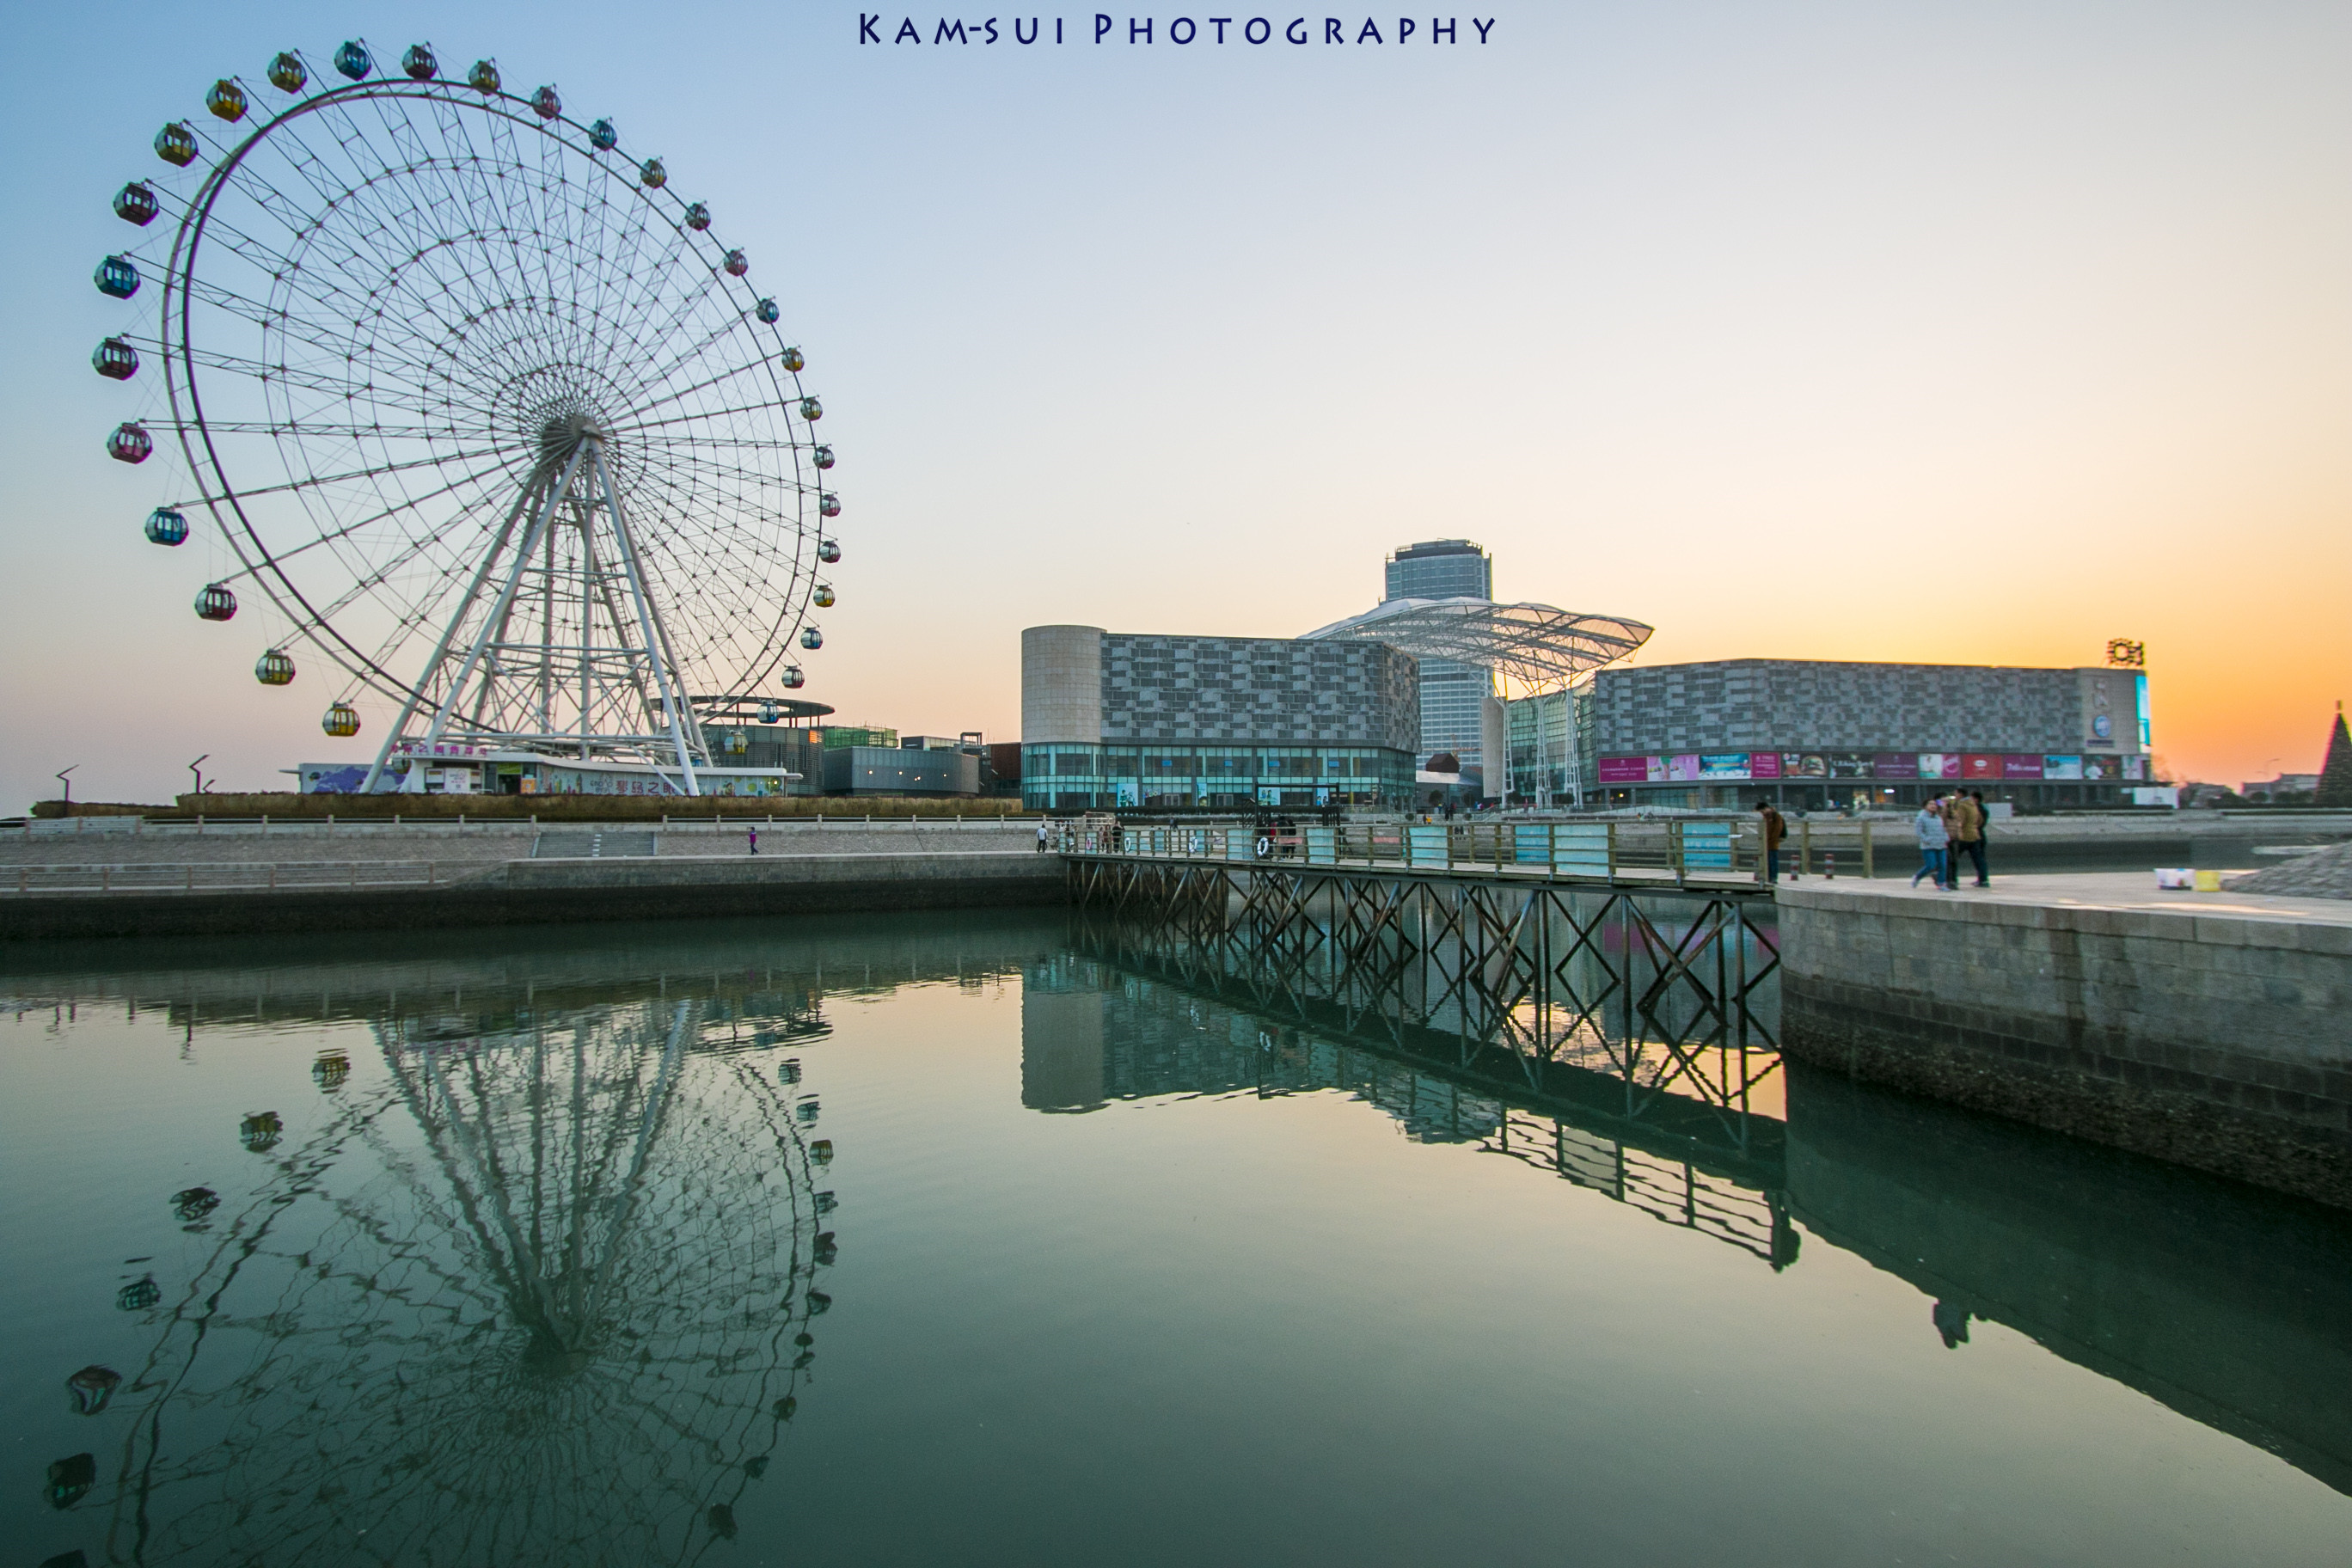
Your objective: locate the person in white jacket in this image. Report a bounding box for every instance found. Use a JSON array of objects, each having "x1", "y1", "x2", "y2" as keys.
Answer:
[{"x1": 1910, "y1": 796, "x2": 1953, "y2": 890}]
